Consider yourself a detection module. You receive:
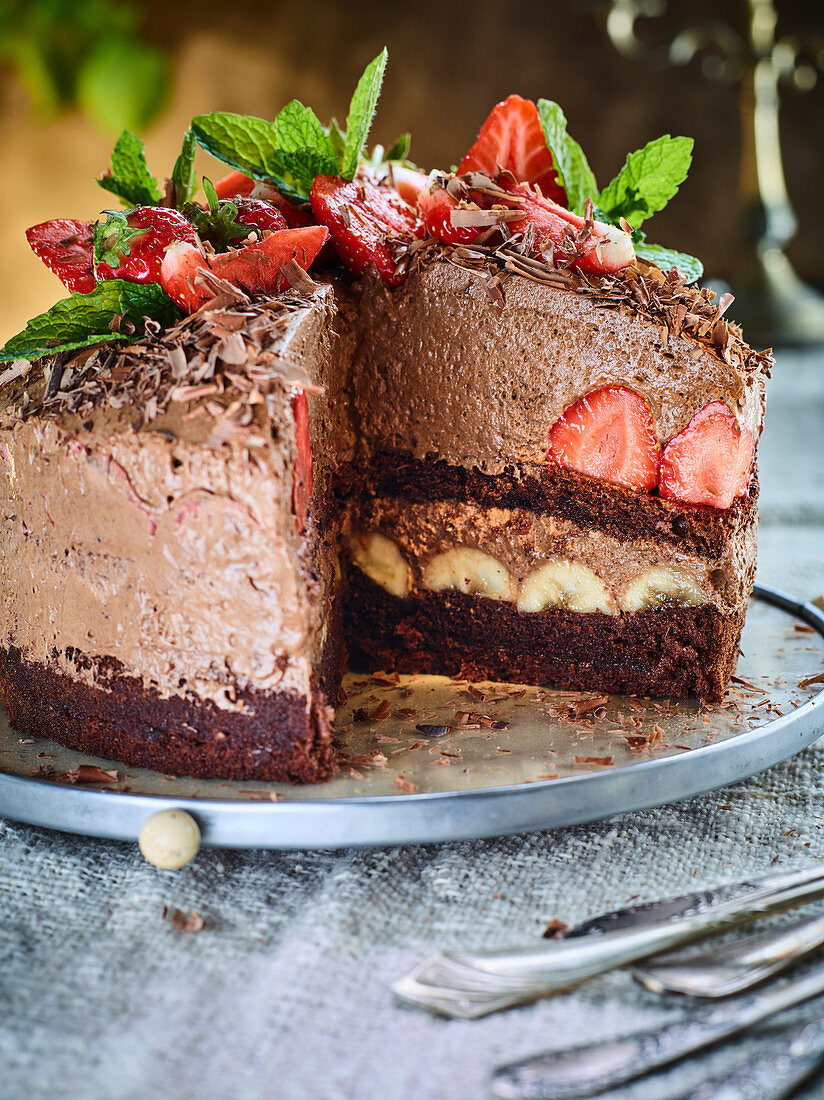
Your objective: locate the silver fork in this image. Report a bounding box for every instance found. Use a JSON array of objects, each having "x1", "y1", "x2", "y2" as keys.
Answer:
[
  {"x1": 393, "y1": 864, "x2": 824, "y2": 1019},
  {"x1": 634, "y1": 908, "x2": 824, "y2": 998},
  {"x1": 490, "y1": 962, "x2": 824, "y2": 1099}
]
